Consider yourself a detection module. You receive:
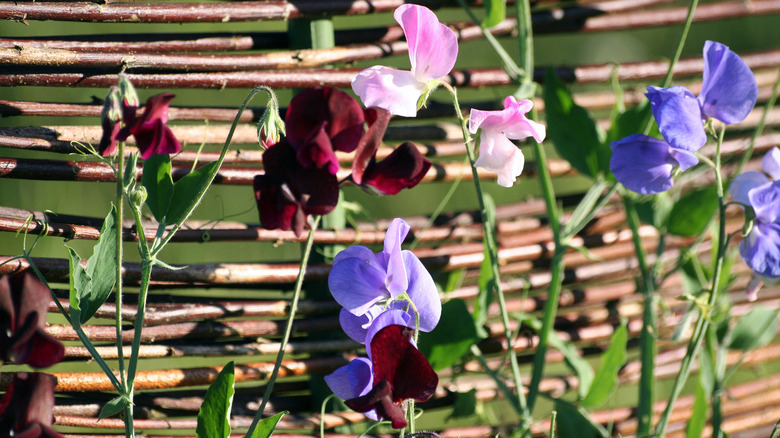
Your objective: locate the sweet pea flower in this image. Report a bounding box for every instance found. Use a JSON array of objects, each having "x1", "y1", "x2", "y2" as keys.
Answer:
[
  {"x1": 253, "y1": 141, "x2": 339, "y2": 236},
  {"x1": 1, "y1": 273, "x2": 65, "y2": 368},
  {"x1": 0, "y1": 373, "x2": 64, "y2": 438},
  {"x1": 118, "y1": 93, "x2": 183, "y2": 159},
  {"x1": 352, "y1": 4, "x2": 458, "y2": 117},
  {"x1": 730, "y1": 148, "x2": 780, "y2": 296},
  {"x1": 611, "y1": 41, "x2": 757, "y2": 194},
  {"x1": 328, "y1": 311, "x2": 437, "y2": 429},
  {"x1": 469, "y1": 97, "x2": 546, "y2": 187},
  {"x1": 328, "y1": 218, "x2": 441, "y2": 340},
  {"x1": 610, "y1": 134, "x2": 699, "y2": 195},
  {"x1": 285, "y1": 87, "x2": 365, "y2": 174},
  {"x1": 646, "y1": 41, "x2": 757, "y2": 152}
]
